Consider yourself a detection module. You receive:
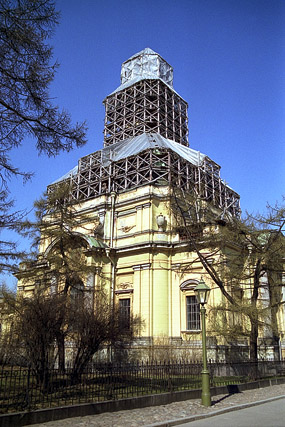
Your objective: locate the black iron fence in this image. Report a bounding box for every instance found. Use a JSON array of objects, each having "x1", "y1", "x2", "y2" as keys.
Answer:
[{"x1": 1, "y1": 360, "x2": 285, "y2": 414}]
